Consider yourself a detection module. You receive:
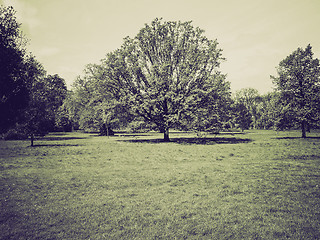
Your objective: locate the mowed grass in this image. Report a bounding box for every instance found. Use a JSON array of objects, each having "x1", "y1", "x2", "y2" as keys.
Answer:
[{"x1": 0, "y1": 130, "x2": 320, "y2": 239}]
